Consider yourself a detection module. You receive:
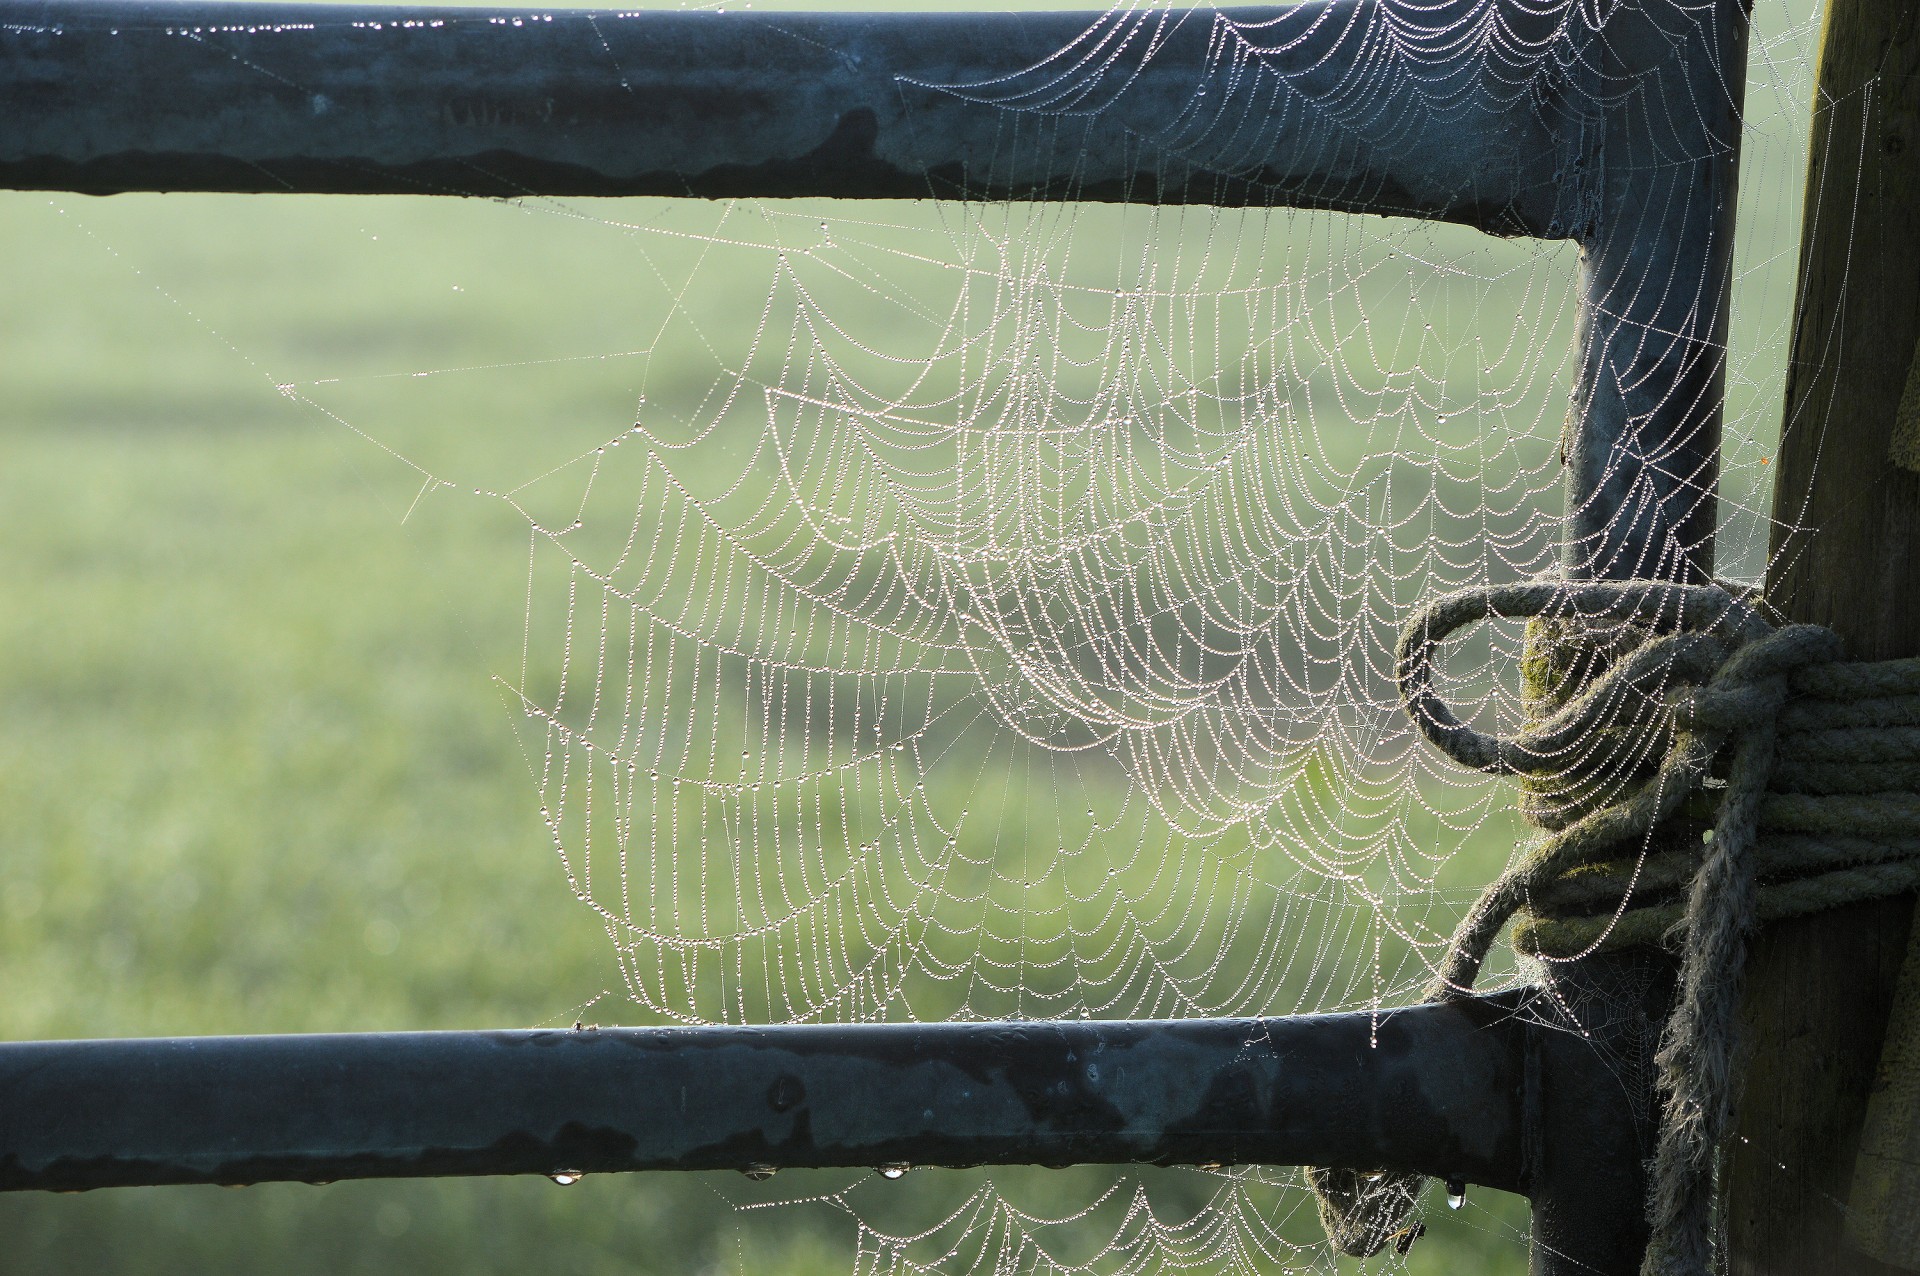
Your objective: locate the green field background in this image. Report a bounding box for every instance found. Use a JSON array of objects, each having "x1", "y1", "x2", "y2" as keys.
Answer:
[{"x1": 0, "y1": 0, "x2": 1817, "y2": 1269}]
